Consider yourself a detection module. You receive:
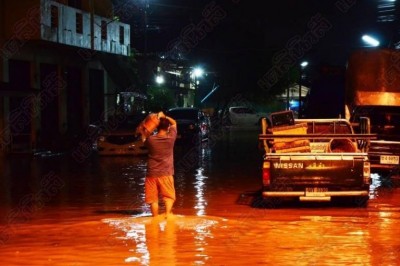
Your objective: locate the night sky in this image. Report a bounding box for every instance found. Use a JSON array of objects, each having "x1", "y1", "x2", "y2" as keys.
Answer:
[{"x1": 113, "y1": 0, "x2": 398, "y2": 99}]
